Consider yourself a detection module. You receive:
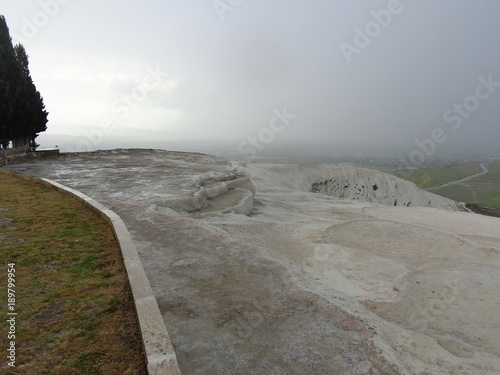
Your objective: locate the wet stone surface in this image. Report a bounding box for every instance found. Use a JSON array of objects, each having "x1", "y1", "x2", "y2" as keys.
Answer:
[{"x1": 5, "y1": 149, "x2": 500, "y2": 375}]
